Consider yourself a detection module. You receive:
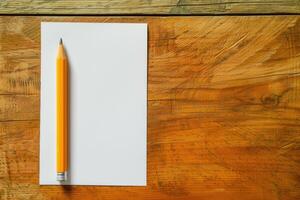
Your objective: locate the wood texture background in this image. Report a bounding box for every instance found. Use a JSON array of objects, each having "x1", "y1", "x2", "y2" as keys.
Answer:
[
  {"x1": 0, "y1": 0, "x2": 299, "y2": 15},
  {"x1": 0, "y1": 16, "x2": 300, "y2": 199}
]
